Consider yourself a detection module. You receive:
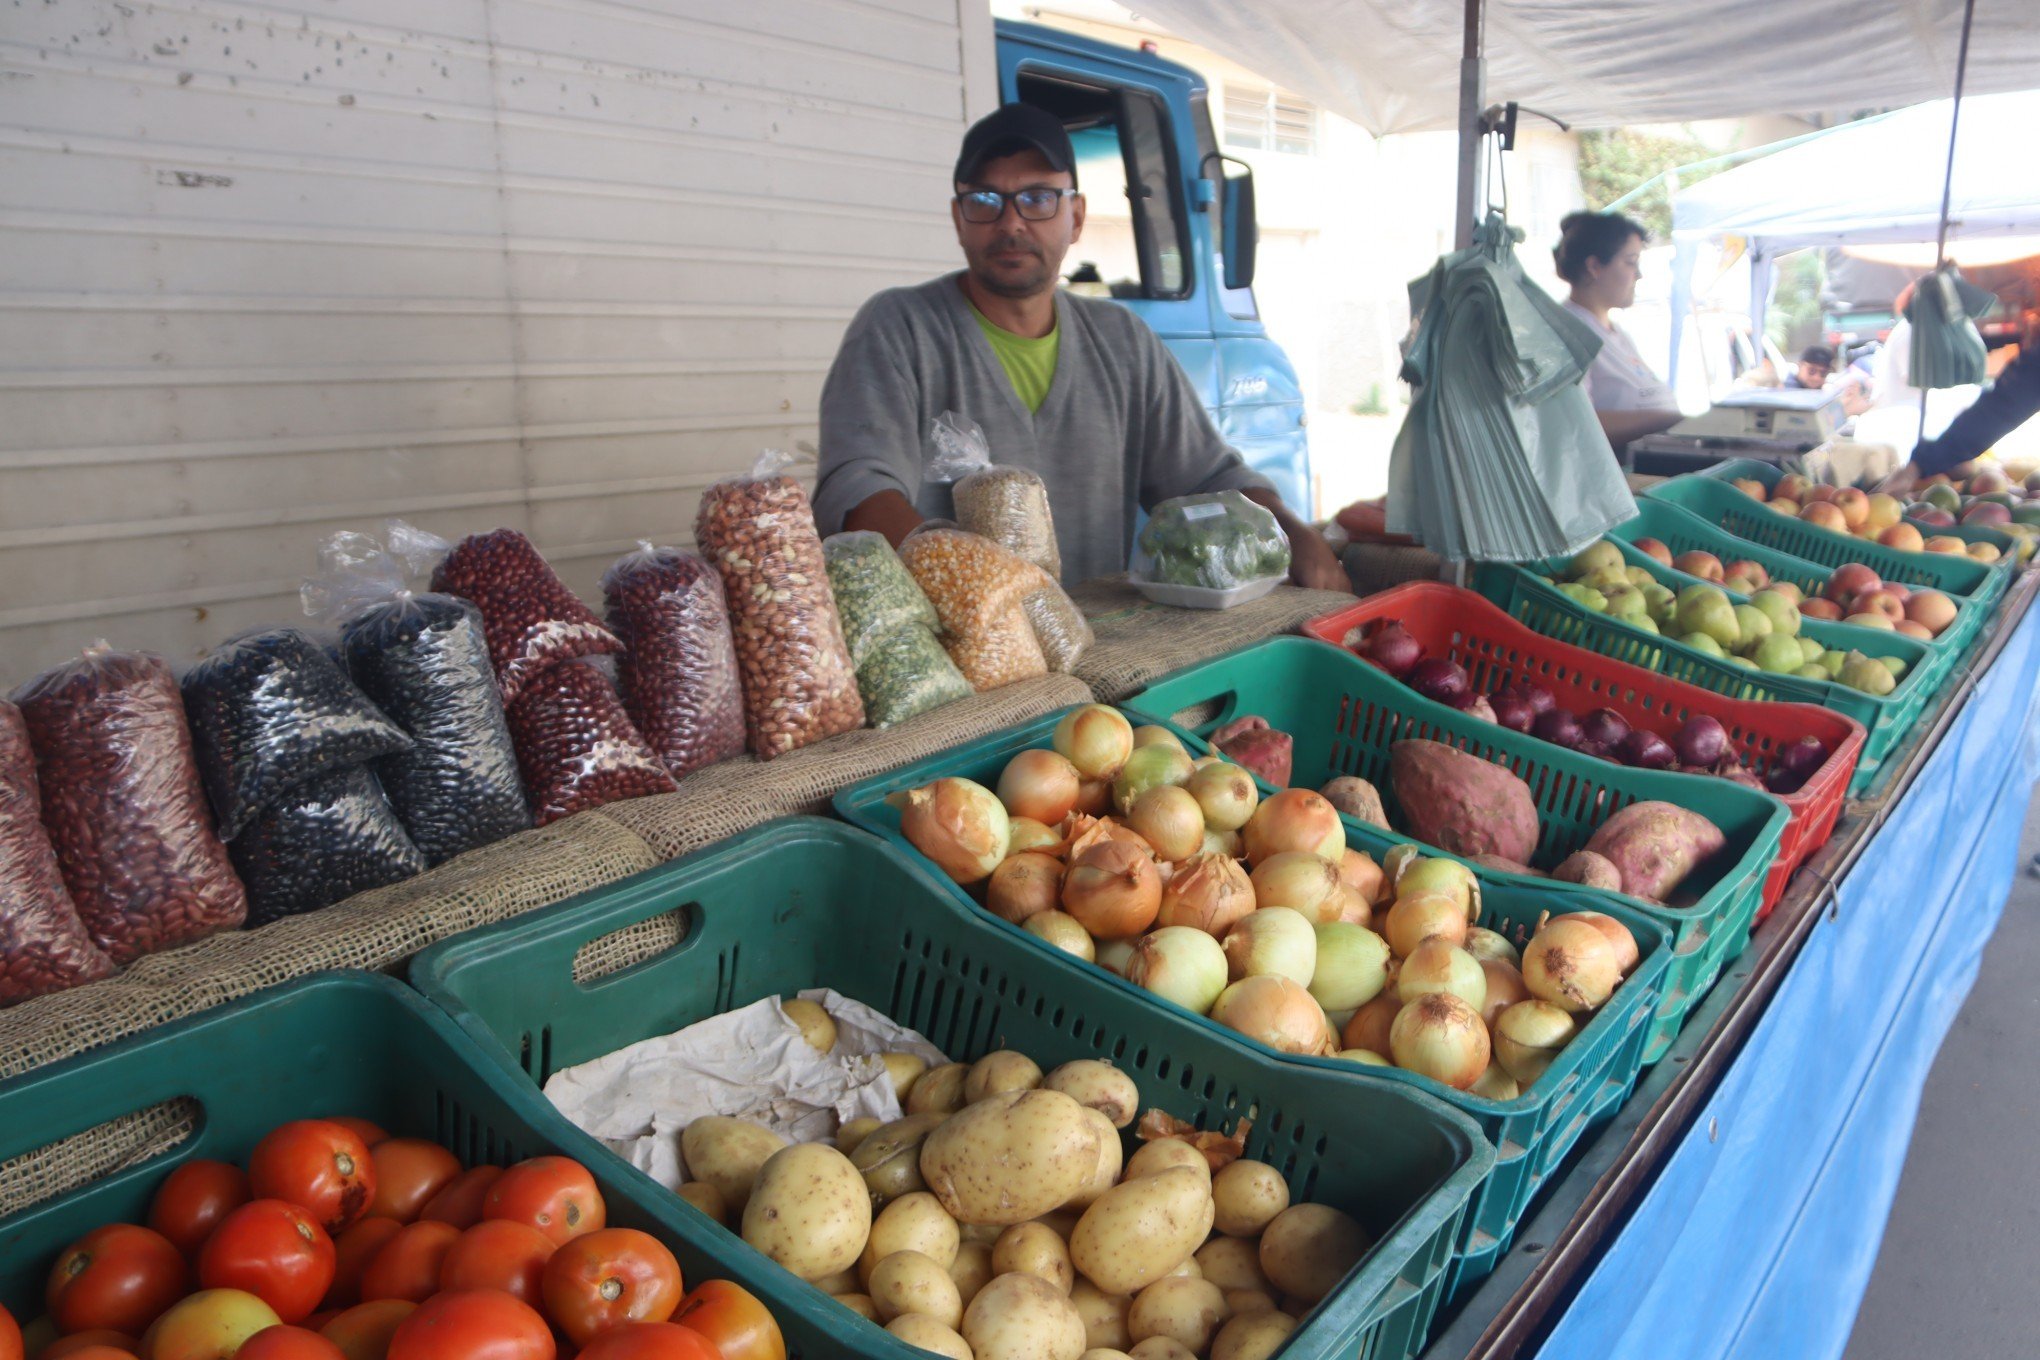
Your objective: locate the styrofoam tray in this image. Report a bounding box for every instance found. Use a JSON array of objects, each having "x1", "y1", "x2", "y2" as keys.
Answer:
[{"x1": 1127, "y1": 572, "x2": 1284, "y2": 609}]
